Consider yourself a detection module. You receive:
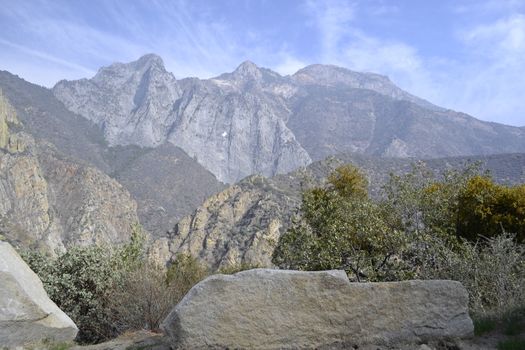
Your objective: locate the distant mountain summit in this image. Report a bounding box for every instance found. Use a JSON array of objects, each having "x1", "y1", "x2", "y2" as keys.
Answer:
[
  {"x1": 53, "y1": 54, "x2": 525, "y2": 183},
  {"x1": 292, "y1": 64, "x2": 441, "y2": 110},
  {"x1": 54, "y1": 53, "x2": 181, "y2": 147}
]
